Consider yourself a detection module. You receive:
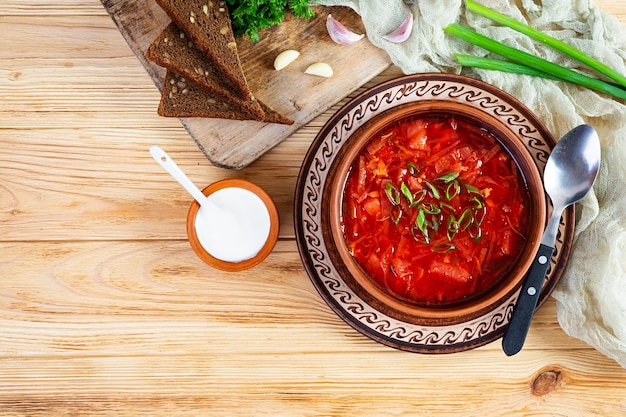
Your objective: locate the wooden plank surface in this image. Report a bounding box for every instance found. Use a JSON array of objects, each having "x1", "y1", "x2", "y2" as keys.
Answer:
[
  {"x1": 100, "y1": 0, "x2": 391, "y2": 169},
  {"x1": 1, "y1": 0, "x2": 626, "y2": 416}
]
